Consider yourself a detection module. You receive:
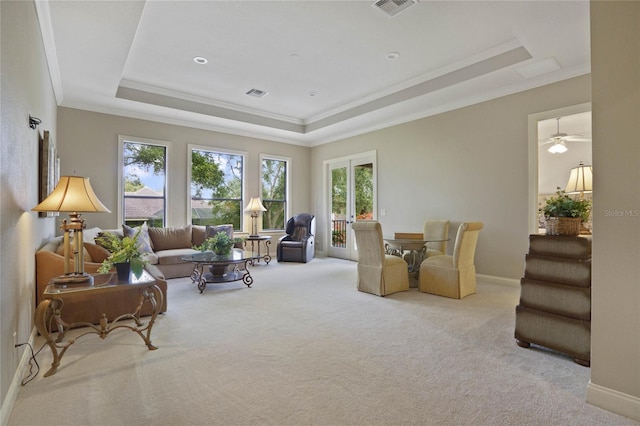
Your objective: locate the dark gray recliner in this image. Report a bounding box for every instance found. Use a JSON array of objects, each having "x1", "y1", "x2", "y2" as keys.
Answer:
[{"x1": 277, "y1": 213, "x2": 315, "y2": 263}]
